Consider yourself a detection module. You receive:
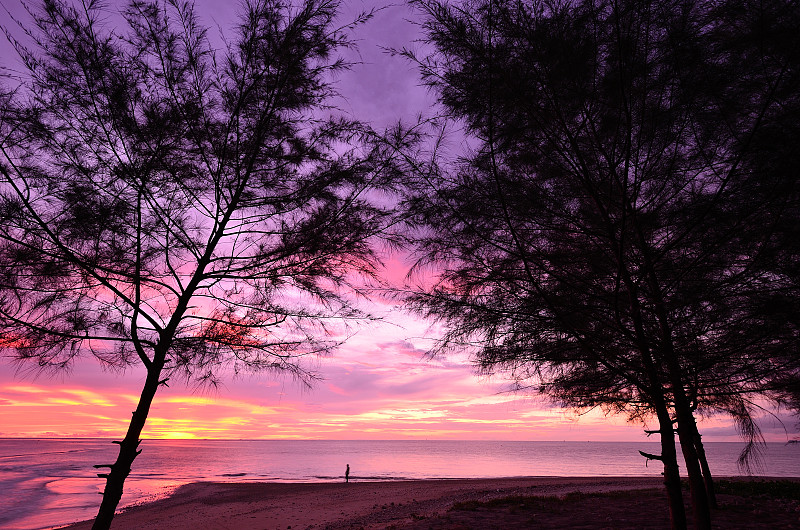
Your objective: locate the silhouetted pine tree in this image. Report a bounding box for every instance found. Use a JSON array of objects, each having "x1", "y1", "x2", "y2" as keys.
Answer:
[
  {"x1": 399, "y1": 1, "x2": 800, "y2": 528},
  {"x1": 0, "y1": 1, "x2": 398, "y2": 527}
]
